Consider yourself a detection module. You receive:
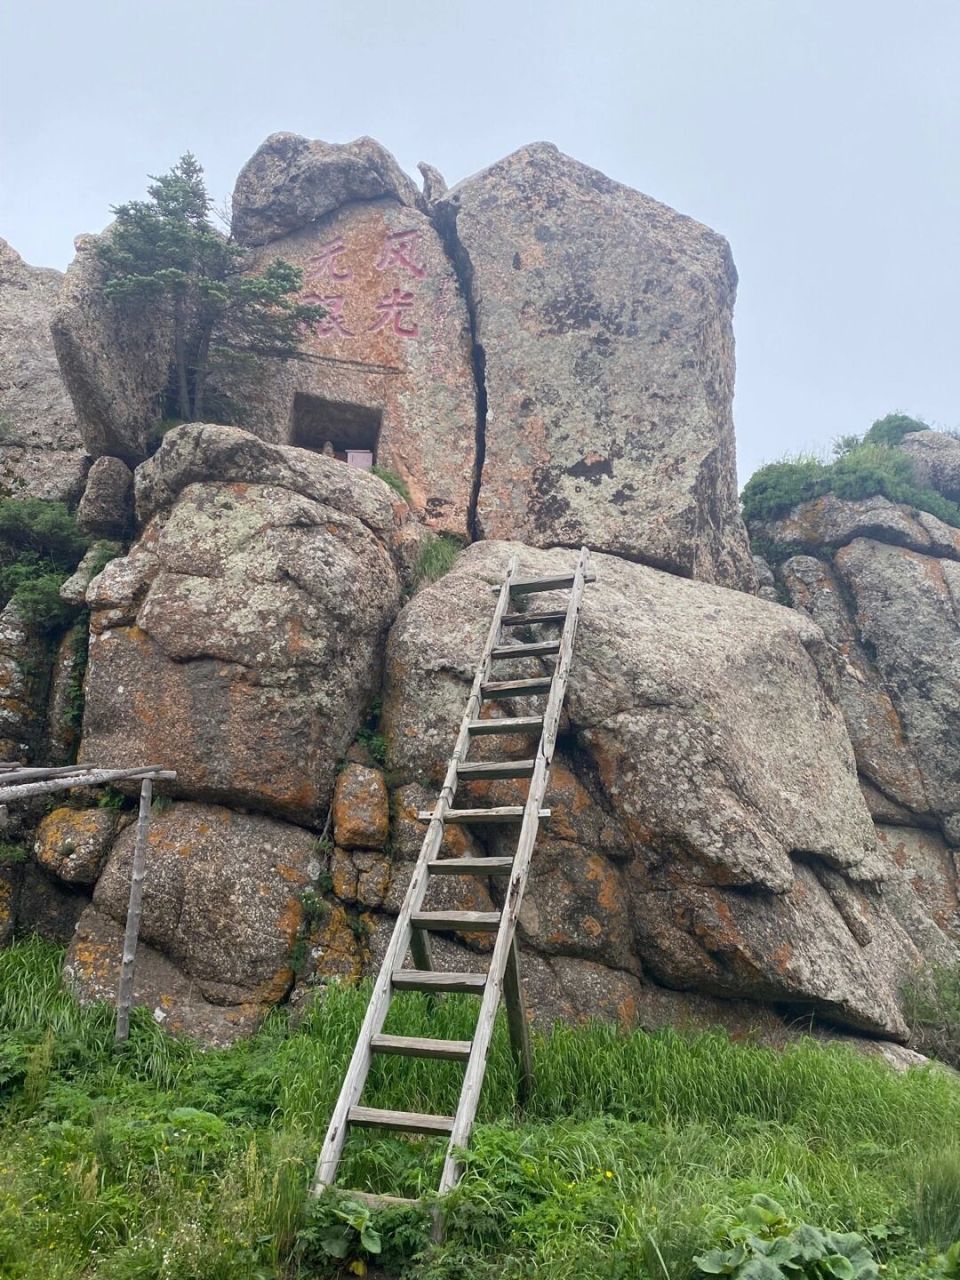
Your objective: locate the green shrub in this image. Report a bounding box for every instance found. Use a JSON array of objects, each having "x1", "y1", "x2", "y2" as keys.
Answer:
[
  {"x1": 413, "y1": 532, "x2": 462, "y2": 589},
  {"x1": 740, "y1": 455, "x2": 829, "y2": 524},
  {"x1": 370, "y1": 464, "x2": 412, "y2": 504},
  {"x1": 0, "y1": 841, "x2": 28, "y2": 865},
  {"x1": 742, "y1": 436, "x2": 960, "y2": 531},
  {"x1": 863, "y1": 413, "x2": 929, "y2": 448},
  {"x1": 0, "y1": 498, "x2": 90, "y2": 635}
]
